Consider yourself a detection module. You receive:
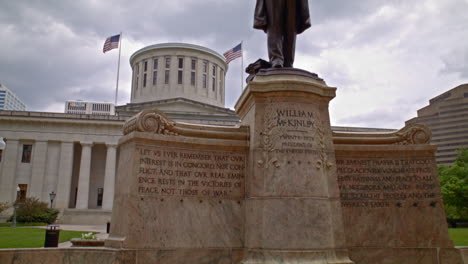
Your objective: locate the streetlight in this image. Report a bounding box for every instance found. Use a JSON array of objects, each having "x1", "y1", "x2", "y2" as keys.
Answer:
[
  {"x1": 0, "y1": 137, "x2": 5, "y2": 162},
  {"x1": 0, "y1": 137, "x2": 5, "y2": 150},
  {"x1": 13, "y1": 185, "x2": 20, "y2": 227},
  {"x1": 49, "y1": 191, "x2": 56, "y2": 208}
]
